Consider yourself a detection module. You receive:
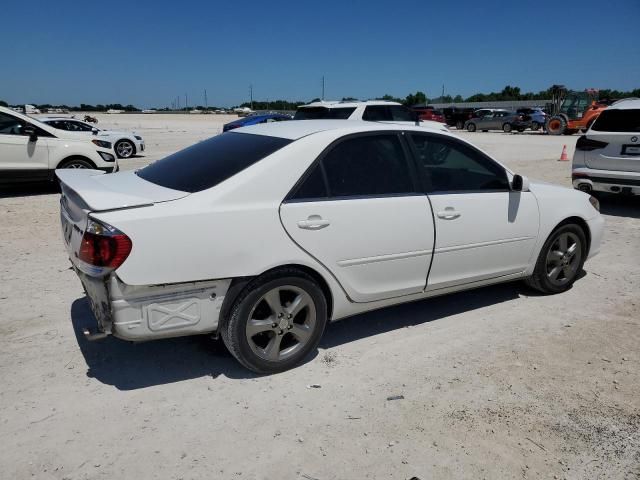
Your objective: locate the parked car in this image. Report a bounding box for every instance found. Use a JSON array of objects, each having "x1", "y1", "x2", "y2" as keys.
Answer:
[
  {"x1": 412, "y1": 106, "x2": 446, "y2": 123},
  {"x1": 0, "y1": 106, "x2": 117, "y2": 183},
  {"x1": 572, "y1": 98, "x2": 640, "y2": 196},
  {"x1": 294, "y1": 100, "x2": 448, "y2": 131},
  {"x1": 223, "y1": 113, "x2": 292, "y2": 132},
  {"x1": 465, "y1": 109, "x2": 531, "y2": 133},
  {"x1": 39, "y1": 117, "x2": 144, "y2": 159},
  {"x1": 442, "y1": 107, "x2": 477, "y2": 129},
  {"x1": 517, "y1": 107, "x2": 547, "y2": 131},
  {"x1": 57, "y1": 120, "x2": 603, "y2": 373}
]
